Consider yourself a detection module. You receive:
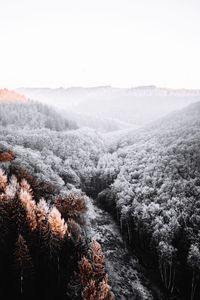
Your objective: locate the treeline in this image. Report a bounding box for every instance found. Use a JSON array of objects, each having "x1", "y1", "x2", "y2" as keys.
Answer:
[
  {"x1": 94, "y1": 102, "x2": 200, "y2": 300},
  {"x1": 0, "y1": 101, "x2": 77, "y2": 130},
  {"x1": 0, "y1": 162, "x2": 114, "y2": 300}
]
